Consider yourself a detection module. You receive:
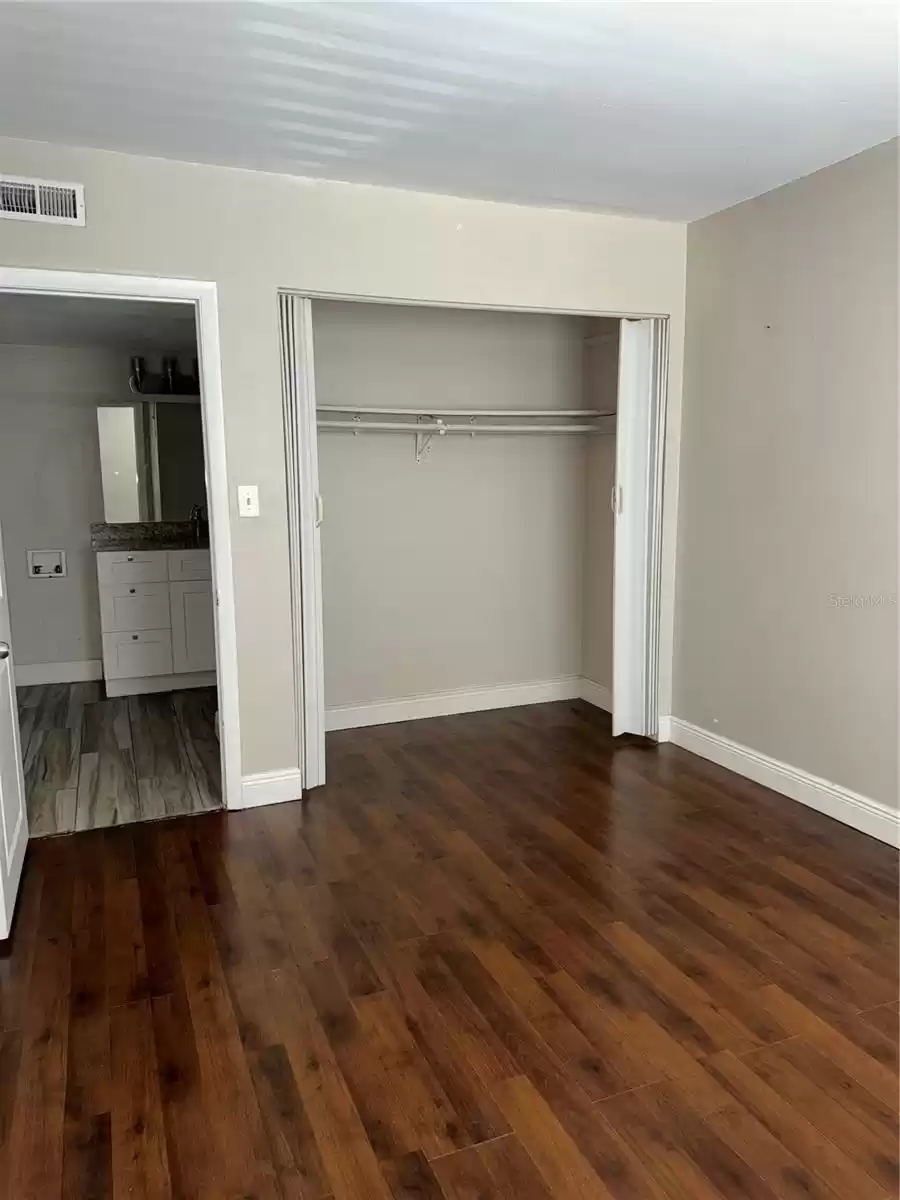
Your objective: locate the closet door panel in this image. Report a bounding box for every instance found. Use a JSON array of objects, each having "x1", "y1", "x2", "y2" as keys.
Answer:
[
  {"x1": 612, "y1": 317, "x2": 666, "y2": 738},
  {"x1": 279, "y1": 292, "x2": 326, "y2": 788}
]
